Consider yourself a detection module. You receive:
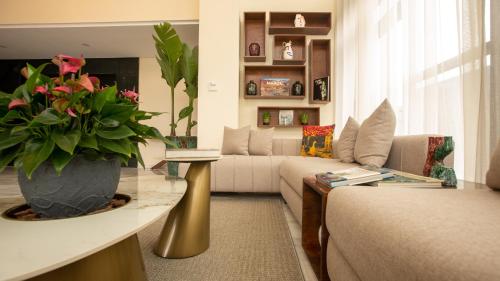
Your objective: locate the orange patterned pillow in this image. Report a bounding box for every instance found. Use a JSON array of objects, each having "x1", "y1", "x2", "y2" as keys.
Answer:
[{"x1": 300, "y1": 125, "x2": 334, "y2": 158}]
